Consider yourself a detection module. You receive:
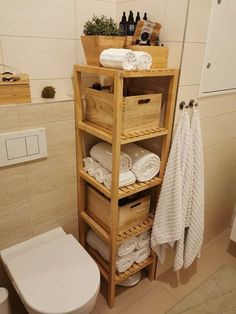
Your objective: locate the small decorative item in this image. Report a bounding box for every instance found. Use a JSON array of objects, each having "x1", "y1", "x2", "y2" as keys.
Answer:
[
  {"x1": 41, "y1": 86, "x2": 56, "y2": 99},
  {"x1": 81, "y1": 15, "x2": 125, "y2": 66}
]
